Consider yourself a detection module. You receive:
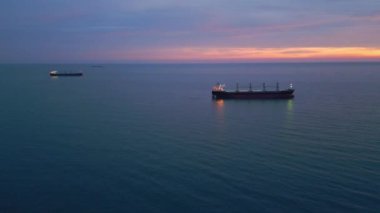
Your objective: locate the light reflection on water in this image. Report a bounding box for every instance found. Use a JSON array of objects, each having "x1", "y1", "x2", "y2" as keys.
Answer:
[
  {"x1": 213, "y1": 99, "x2": 225, "y2": 126},
  {"x1": 287, "y1": 99, "x2": 294, "y2": 112},
  {"x1": 285, "y1": 99, "x2": 295, "y2": 128}
]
